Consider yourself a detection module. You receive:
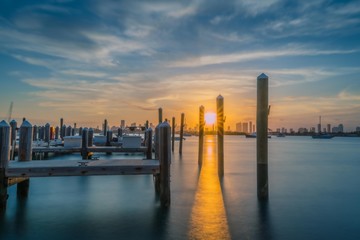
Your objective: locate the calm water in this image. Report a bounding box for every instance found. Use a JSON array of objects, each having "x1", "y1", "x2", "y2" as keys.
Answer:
[{"x1": 1, "y1": 136, "x2": 360, "y2": 240}]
